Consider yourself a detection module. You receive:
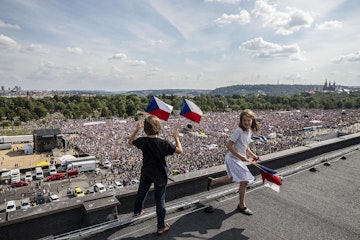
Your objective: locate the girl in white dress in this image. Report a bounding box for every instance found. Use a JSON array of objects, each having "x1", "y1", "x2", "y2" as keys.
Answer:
[{"x1": 207, "y1": 109, "x2": 259, "y2": 215}]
